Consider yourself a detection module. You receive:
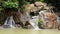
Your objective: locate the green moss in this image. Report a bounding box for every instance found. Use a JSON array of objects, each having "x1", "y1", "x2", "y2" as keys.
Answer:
[
  {"x1": 2, "y1": 0, "x2": 19, "y2": 9},
  {"x1": 38, "y1": 18, "x2": 43, "y2": 25}
]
